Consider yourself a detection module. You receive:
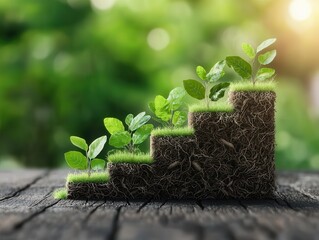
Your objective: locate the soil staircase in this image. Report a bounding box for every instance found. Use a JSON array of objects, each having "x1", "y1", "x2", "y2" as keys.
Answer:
[{"x1": 68, "y1": 90, "x2": 276, "y2": 200}]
